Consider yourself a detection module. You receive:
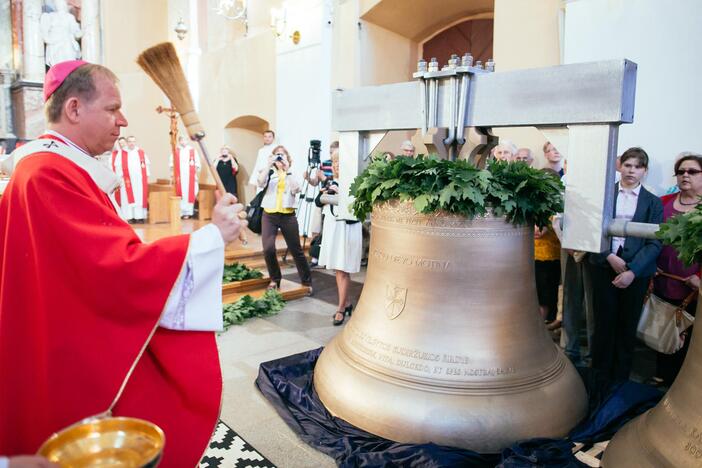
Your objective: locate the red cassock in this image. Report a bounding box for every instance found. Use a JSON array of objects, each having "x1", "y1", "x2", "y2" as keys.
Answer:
[{"x1": 0, "y1": 140, "x2": 222, "y2": 466}]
